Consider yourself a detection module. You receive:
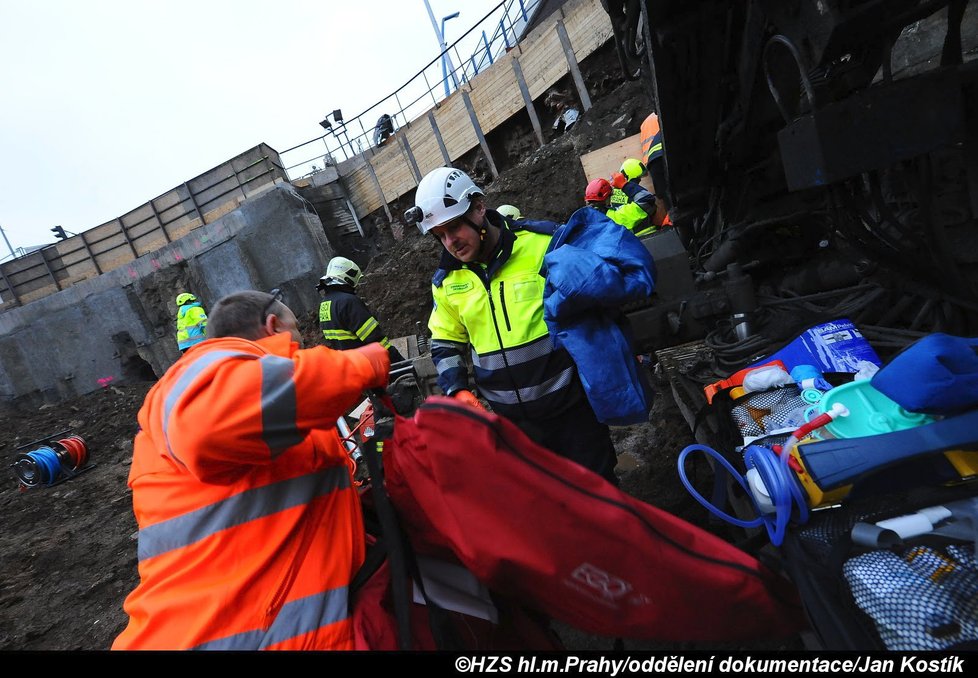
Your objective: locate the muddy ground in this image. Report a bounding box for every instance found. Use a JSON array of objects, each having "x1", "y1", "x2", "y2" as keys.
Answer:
[{"x1": 0, "y1": 55, "x2": 803, "y2": 651}]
